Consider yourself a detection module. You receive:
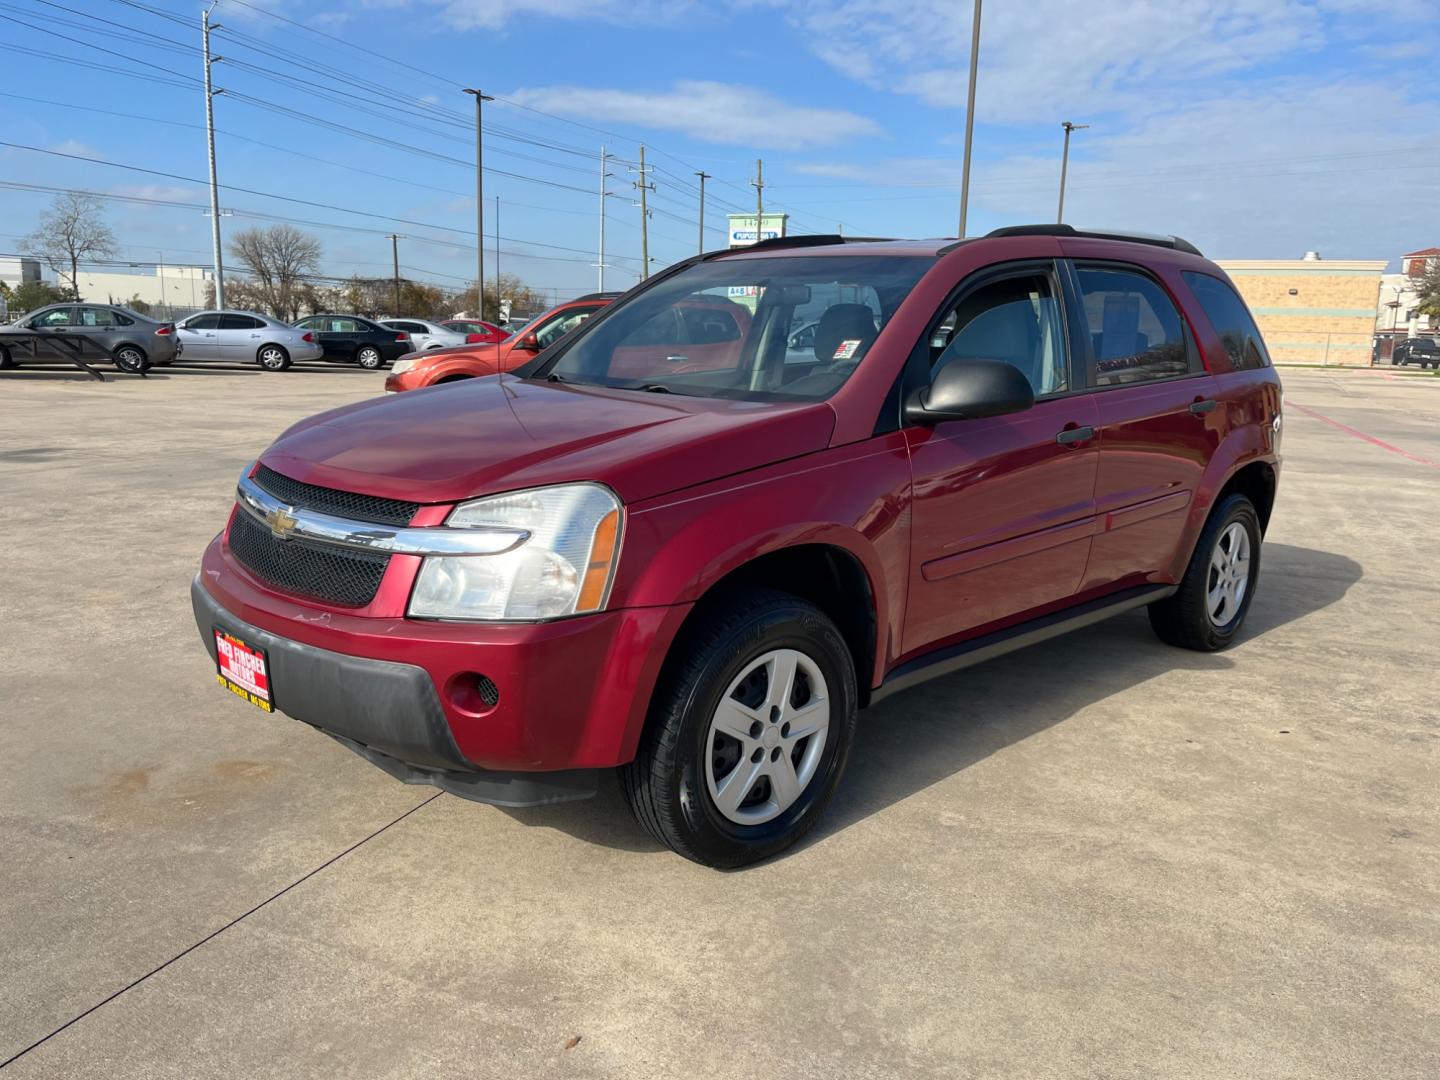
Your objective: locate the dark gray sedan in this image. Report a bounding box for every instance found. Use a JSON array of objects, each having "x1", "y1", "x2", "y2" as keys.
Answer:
[{"x1": 0, "y1": 303, "x2": 179, "y2": 372}]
